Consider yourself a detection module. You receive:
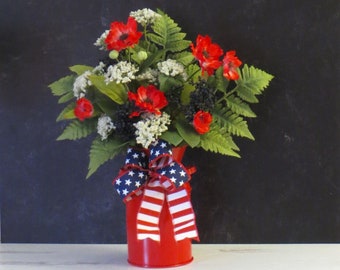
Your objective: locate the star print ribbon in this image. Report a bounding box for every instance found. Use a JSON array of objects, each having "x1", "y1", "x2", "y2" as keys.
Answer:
[{"x1": 113, "y1": 139, "x2": 199, "y2": 242}]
